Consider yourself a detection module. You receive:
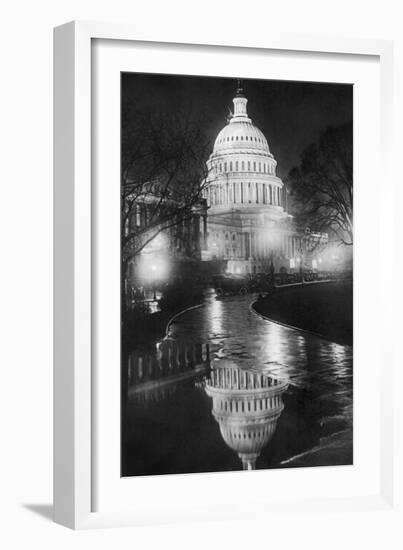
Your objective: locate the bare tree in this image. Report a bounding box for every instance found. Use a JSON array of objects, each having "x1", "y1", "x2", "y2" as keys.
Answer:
[
  {"x1": 286, "y1": 122, "x2": 353, "y2": 246},
  {"x1": 121, "y1": 96, "x2": 211, "y2": 272}
]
